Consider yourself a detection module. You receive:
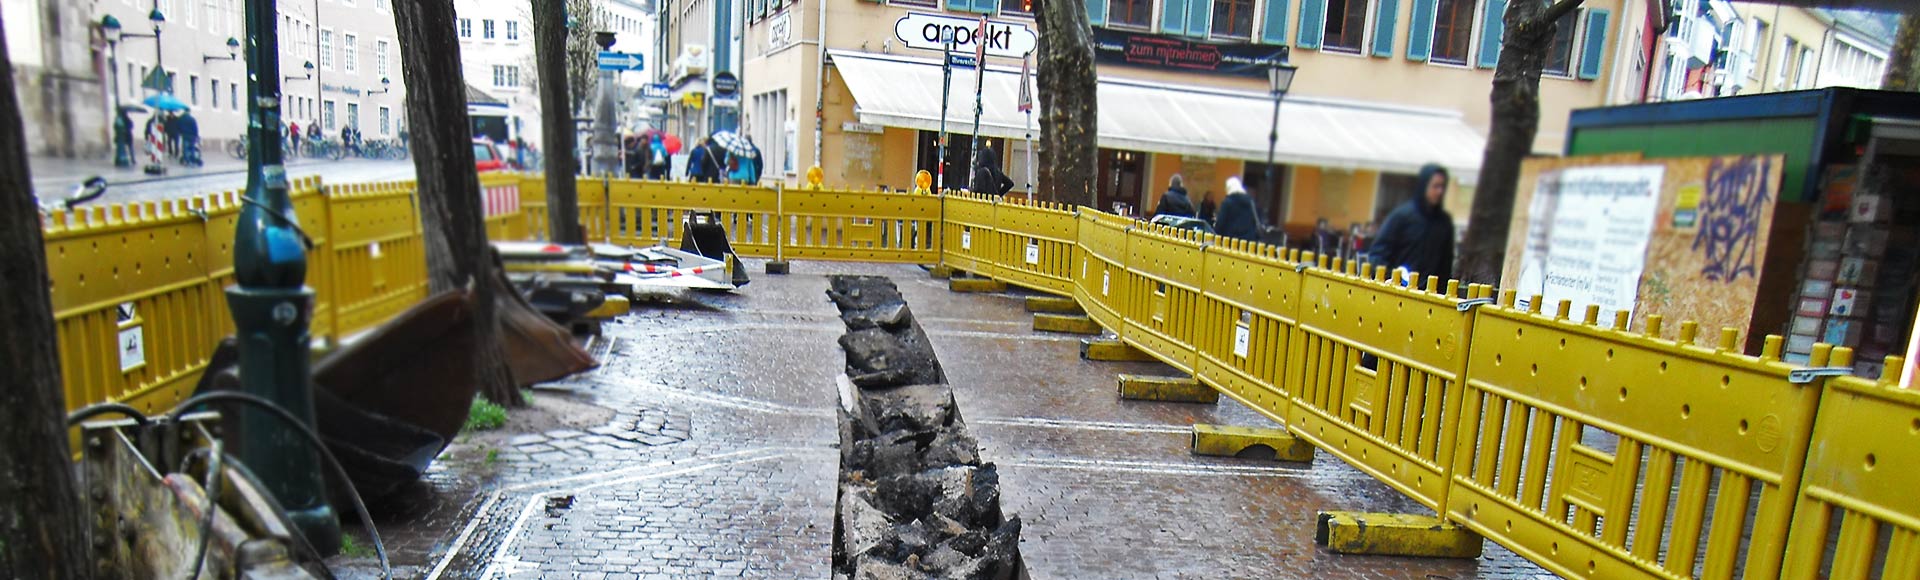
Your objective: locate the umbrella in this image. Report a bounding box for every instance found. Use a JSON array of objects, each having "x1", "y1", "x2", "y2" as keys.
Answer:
[
  {"x1": 642, "y1": 130, "x2": 683, "y2": 155},
  {"x1": 709, "y1": 130, "x2": 755, "y2": 159},
  {"x1": 142, "y1": 92, "x2": 190, "y2": 112},
  {"x1": 118, "y1": 104, "x2": 150, "y2": 115}
]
